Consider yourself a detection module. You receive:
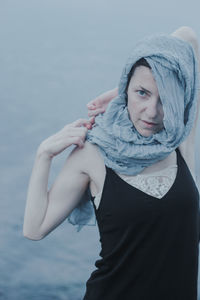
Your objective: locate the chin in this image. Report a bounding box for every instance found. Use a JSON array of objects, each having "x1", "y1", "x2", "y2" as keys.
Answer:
[
  {"x1": 141, "y1": 132, "x2": 153, "y2": 137},
  {"x1": 137, "y1": 128, "x2": 156, "y2": 137},
  {"x1": 136, "y1": 125, "x2": 163, "y2": 137}
]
